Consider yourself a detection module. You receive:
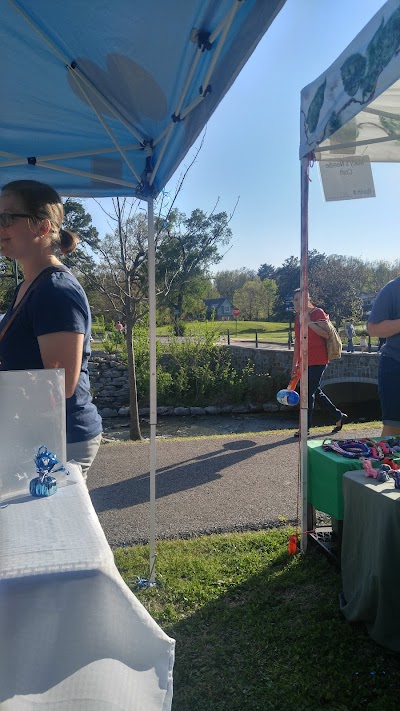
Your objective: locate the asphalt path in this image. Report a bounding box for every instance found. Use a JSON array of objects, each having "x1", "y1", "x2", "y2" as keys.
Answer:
[{"x1": 88, "y1": 423, "x2": 381, "y2": 548}]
